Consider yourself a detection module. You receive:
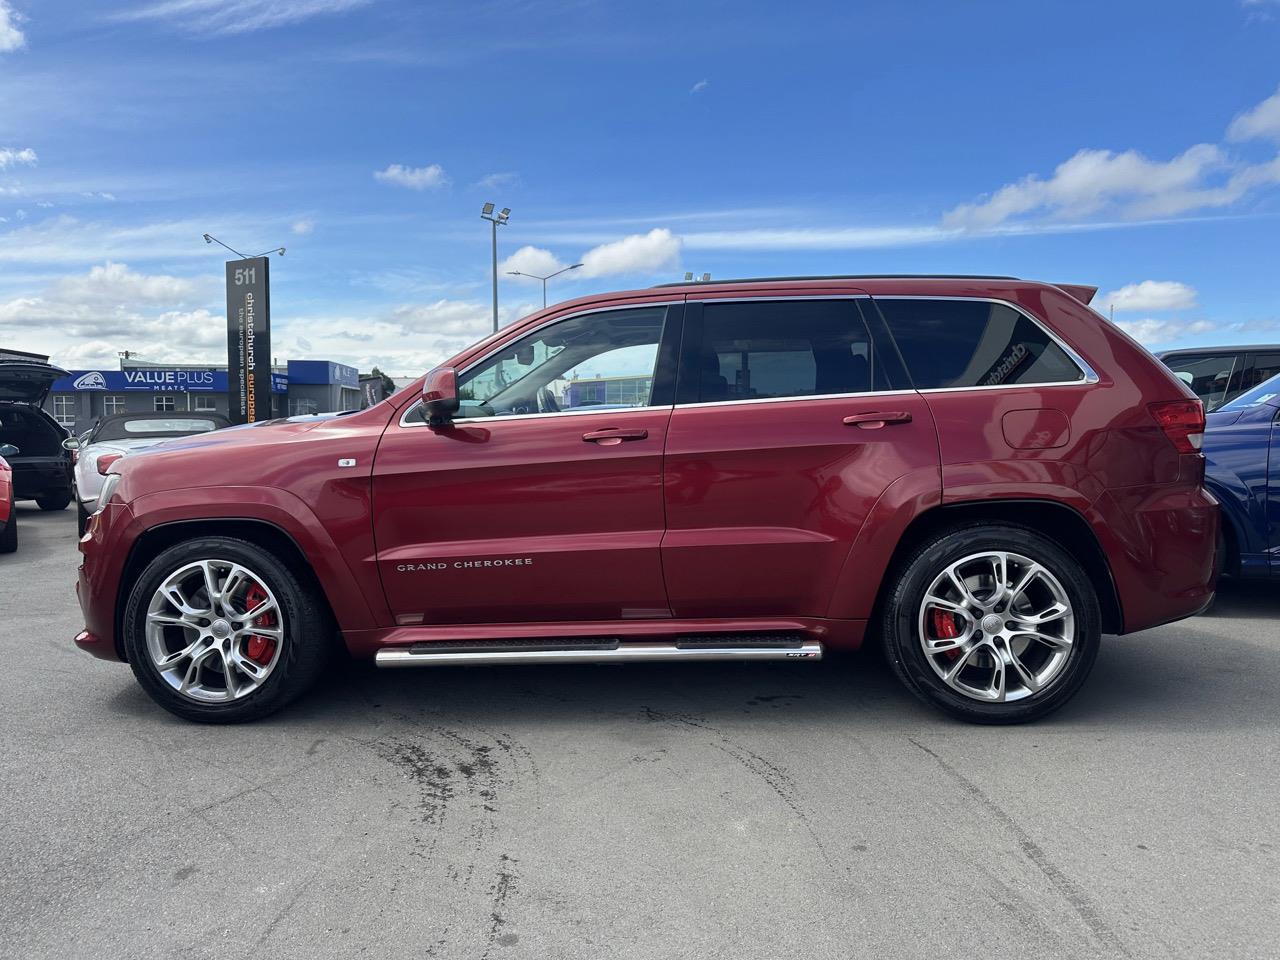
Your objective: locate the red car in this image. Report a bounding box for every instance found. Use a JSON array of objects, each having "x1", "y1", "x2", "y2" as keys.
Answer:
[
  {"x1": 75, "y1": 276, "x2": 1217, "y2": 724},
  {"x1": 0, "y1": 444, "x2": 16, "y2": 554}
]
